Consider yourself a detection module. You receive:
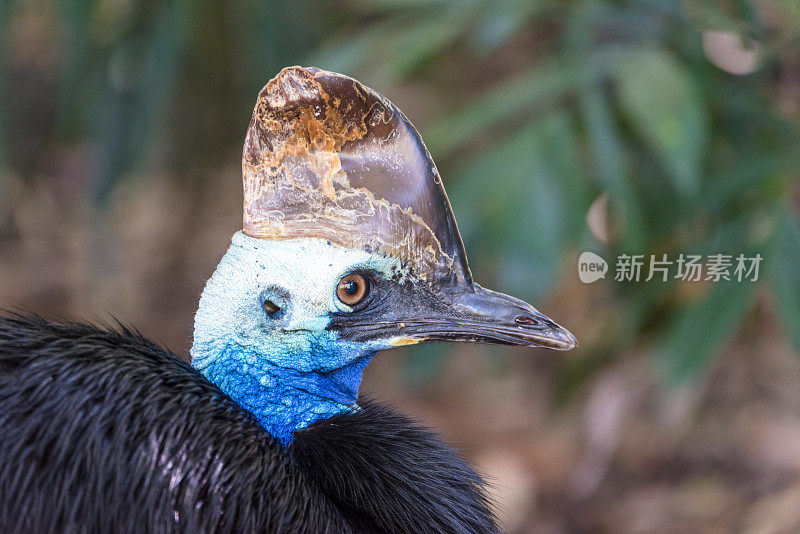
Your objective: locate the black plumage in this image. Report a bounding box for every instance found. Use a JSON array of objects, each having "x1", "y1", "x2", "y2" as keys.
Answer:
[
  {"x1": 0, "y1": 315, "x2": 497, "y2": 533},
  {"x1": 293, "y1": 402, "x2": 495, "y2": 533}
]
